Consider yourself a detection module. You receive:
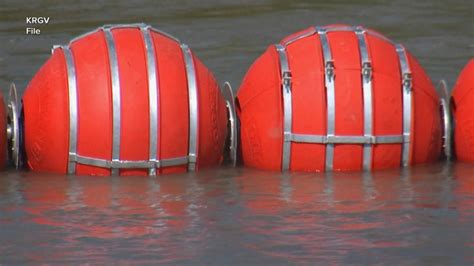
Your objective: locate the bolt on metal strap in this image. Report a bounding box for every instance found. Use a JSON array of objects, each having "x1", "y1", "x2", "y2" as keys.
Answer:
[
  {"x1": 276, "y1": 44, "x2": 293, "y2": 171},
  {"x1": 103, "y1": 27, "x2": 122, "y2": 175},
  {"x1": 181, "y1": 44, "x2": 199, "y2": 171},
  {"x1": 395, "y1": 44, "x2": 413, "y2": 167},
  {"x1": 317, "y1": 27, "x2": 336, "y2": 172},
  {"x1": 282, "y1": 25, "x2": 397, "y2": 49},
  {"x1": 140, "y1": 25, "x2": 160, "y2": 176},
  {"x1": 355, "y1": 26, "x2": 374, "y2": 171},
  {"x1": 288, "y1": 134, "x2": 404, "y2": 144}
]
